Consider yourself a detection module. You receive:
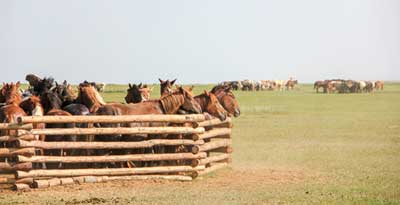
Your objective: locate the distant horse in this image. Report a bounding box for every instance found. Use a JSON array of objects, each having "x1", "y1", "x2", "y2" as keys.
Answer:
[
  {"x1": 358, "y1": 81, "x2": 366, "y2": 93},
  {"x1": 364, "y1": 81, "x2": 374, "y2": 93},
  {"x1": 314, "y1": 81, "x2": 326, "y2": 93},
  {"x1": 159, "y1": 78, "x2": 176, "y2": 97},
  {"x1": 211, "y1": 85, "x2": 240, "y2": 117},
  {"x1": 273, "y1": 80, "x2": 286, "y2": 91},
  {"x1": 285, "y1": 79, "x2": 298, "y2": 90},
  {"x1": 125, "y1": 83, "x2": 152, "y2": 104},
  {"x1": 241, "y1": 80, "x2": 256, "y2": 91},
  {"x1": 194, "y1": 90, "x2": 227, "y2": 121},
  {"x1": 375, "y1": 81, "x2": 384, "y2": 90}
]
